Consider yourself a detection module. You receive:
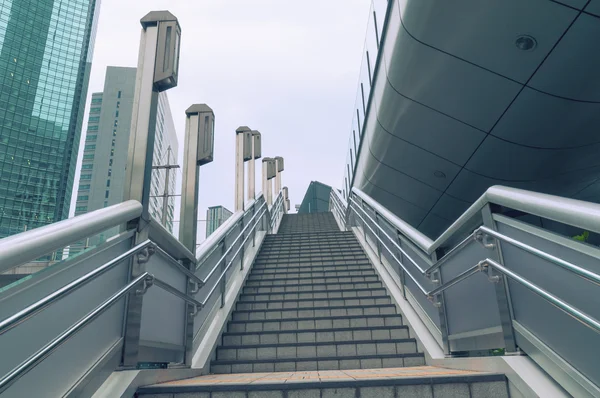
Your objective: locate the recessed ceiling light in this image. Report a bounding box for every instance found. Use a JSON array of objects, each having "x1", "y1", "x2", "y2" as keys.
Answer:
[
  {"x1": 515, "y1": 35, "x2": 537, "y2": 51},
  {"x1": 434, "y1": 171, "x2": 446, "y2": 178}
]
